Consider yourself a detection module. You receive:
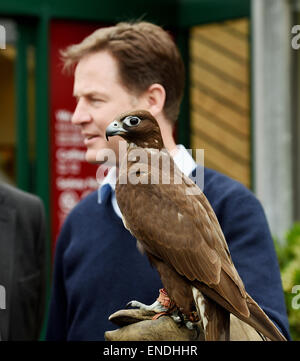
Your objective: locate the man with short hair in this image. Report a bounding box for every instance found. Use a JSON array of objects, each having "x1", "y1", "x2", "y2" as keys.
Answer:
[{"x1": 46, "y1": 21, "x2": 290, "y2": 340}]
